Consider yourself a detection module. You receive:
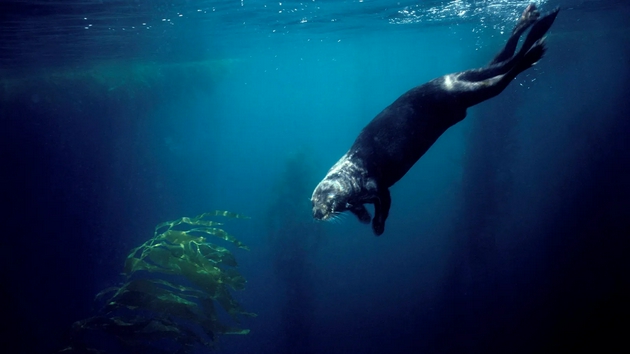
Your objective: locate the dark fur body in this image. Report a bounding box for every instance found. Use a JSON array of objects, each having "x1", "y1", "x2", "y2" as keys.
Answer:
[
  {"x1": 352, "y1": 80, "x2": 465, "y2": 188},
  {"x1": 312, "y1": 5, "x2": 559, "y2": 235}
]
